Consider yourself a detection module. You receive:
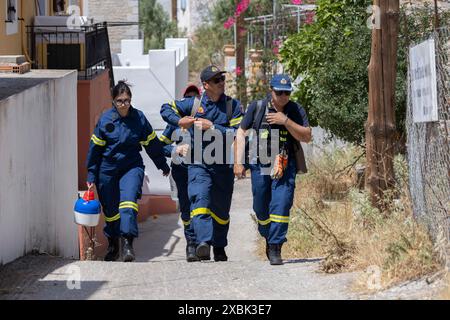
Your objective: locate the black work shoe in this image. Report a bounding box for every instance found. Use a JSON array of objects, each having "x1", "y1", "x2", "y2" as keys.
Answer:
[
  {"x1": 122, "y1": 237, "x2": 135, "y2": 262},
  {"x1": 265, "y1": 239, "x2": 270, "y2": 260},
  {"x1": 104, "y1": 237, "x2": 120, "y2": 261},
  {"x1": 213, "y1": 247, "x2": 228, "y2": 262},
  {"x1": 268, "y1": 244, "x2": 283, "y2": 265},
  {"x1": 196, "y1": 242, "x2": 211, "y2": 261},
  {"x1": 186, "y1": 242, "x2": 200, "y2": 262}
]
